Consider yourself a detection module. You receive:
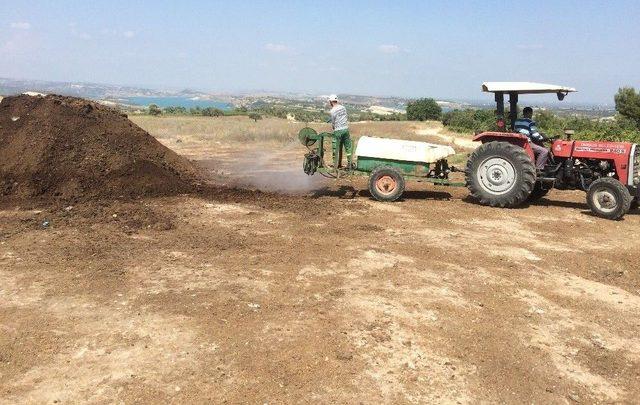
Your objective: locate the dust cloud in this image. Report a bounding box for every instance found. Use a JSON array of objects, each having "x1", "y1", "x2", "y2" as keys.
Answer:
[{"x1": 203, "y1": 140, "x2": 329, "y2": 194}]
